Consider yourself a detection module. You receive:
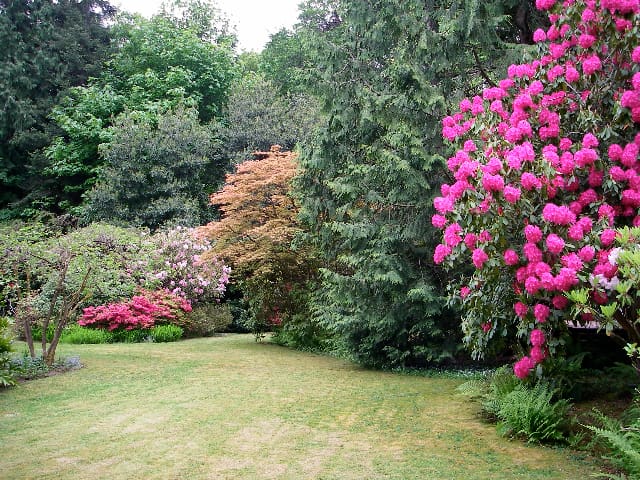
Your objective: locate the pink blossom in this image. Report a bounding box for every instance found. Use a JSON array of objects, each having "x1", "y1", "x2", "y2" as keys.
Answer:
[
  {"x1": 578, "y1": 245, "x2": 596, "y2": 263},
  {"x1": 521, "y1": 172, "x2": 542, "y2": 190},
  {"x1": 472, "y1": 248, "x2": 489, "y2": 268},
  {"x1": 478, "y1": 230, "x2": 492, "y2": 243},
  {"x1": 578, "y1": 34, "x2": 596, "y2": 49},
  {"x1": 514, "y1": 301, "x2": 529, "y2": 318},
  {"x1": 561, "y1": 253, "x2": 583, "y2": 271},
  {"x1": 554, "y1": 268, "x2": 579, "y2": 291},
  {"x1": 582, "y1": 7, "x2": 596, "y2": 21},
  {"x1": 524, "y1": 224, "x2": 543, "y2": 243},
  {"x1": 482, "y1": 173, "x2": 505, "y2": 192},
  {"x1": 546, "y1": 234, "x2": 565, "y2": 254},
  {"x1": 514, "y1": 356, "x2": 535, "y2": 379},
  {"x1": 525, "y1": 276, "x2": 541, "y2": 295},
  {"x1": 533, "y1": 304, "x2": 550, "y2": 323},
  {"x1": 463, "y1": 140, "x2": 477, "y2": 152},
  {"x1": 564, "y1": 65, "x2": 580, "y2": 83},
  {"x1": 542, "y1": 203, "x2": 576, "y2": 225},
  {"x1": 503, "y1": 185, "x2": 522, "y2": 203},
  {"x1": 588, "y1": 169, "x2": 604, "y2": 187},
  {"x1": 600, "y1": 229, "x2": 617, "y2": 246},
  {"x1": 621, "y1": 143, "x2": 638, "y2": 167},
  {"x1": 504, "y1": 249, "x2": 520, "y2": 265},
  {"x1": 530, "y1": 329, "x2": 546, "y2": 346},
  {"x1": 460, "y1": 286, "x2": 471, "y2": 298},
  {"x1": 533, "y1": 28, "x2": 547, "y2": 43},
  {"x1": 582, "y1": 55, "x2": 602, "y2": 75},
  {"x1": 431, "y1": 214, "x2": 448, "y2": 229},
  {"x1": 567, "y1": 224, "x2": 585, "y2": 241},
  {"x1": 523, "y1": 242, "x2": 543, "y2": 263},
  {"x1": 530, "y1": 346, "x2": 547, "y2": 364},
  {"x1": 434, "y1": 196, "x2": 454, "y2": 214},
  {"x1": 433, "y1": 244, "x2": 452, "y2": 264},
  {"x1": 464, "y1": 233, "x2": 478, "y2": 249},
  {"x1": 444, "y1": 223, "x2": 463, "y2": 247}
]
